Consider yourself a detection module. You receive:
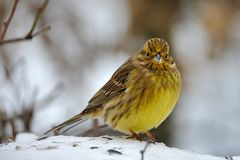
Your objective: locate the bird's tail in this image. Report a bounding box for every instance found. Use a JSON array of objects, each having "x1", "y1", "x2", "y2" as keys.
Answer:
[{"x1": 37, "y1": 106, "x2": 102, "y2": 140}]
